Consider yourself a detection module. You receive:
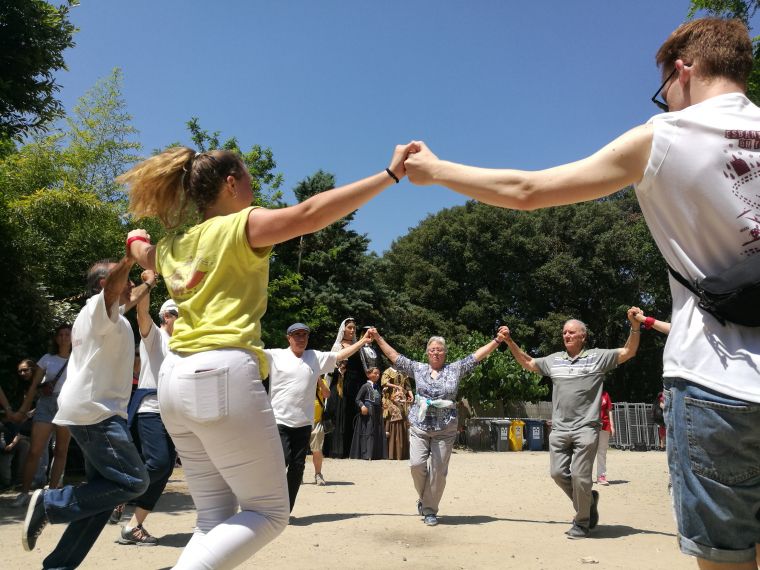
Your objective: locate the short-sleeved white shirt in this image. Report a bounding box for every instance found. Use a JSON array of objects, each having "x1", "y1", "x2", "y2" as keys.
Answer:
[
  {"x1": 264, "y1": 348, "x2": 337, "y2": 428},
  {"x1": 137, "y1": 323, "x2": 170, "y2": 414},
  {"x1": 54, "y1": 291, "x2": 135, "y2": 426},
  {"x1": 37, "y1": 353, "x2": 68, "y2": 395}
]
